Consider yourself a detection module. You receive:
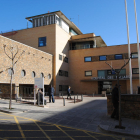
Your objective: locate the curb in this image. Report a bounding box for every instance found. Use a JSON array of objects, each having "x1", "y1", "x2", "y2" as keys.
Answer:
[
  {"x1": 98, "y1": 125, "x2": 140, "y2": 139},
  {"x1": 0, "y1": 109, "x2": 29, "y2": 114}
]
